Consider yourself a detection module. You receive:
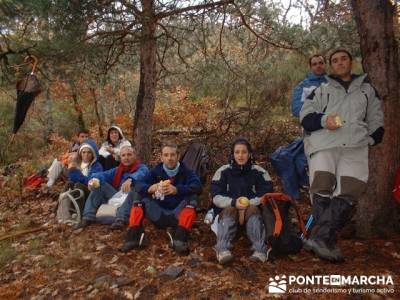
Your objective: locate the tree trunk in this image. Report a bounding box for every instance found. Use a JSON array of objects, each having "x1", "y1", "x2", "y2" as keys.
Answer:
[
  {"x1": 351, "y1": 0, "x2": 400, "y2": 238},
  {"x1": 43, "y1": 86, "x2": 53, "y2": 142},
  {"x1": 89, "y1": 87, "x2": 104, "y2": 138},
  {"x1": 133, "y1": 0, "x2": 157, "y2": 163},
  {"x1": 69, "y1": 80, "x2": 86, "y2": 130}
]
